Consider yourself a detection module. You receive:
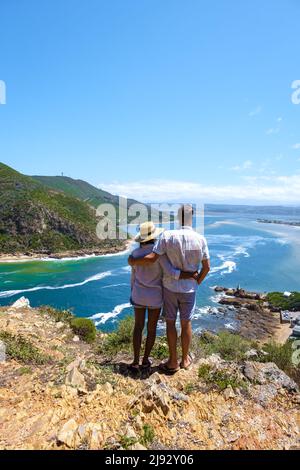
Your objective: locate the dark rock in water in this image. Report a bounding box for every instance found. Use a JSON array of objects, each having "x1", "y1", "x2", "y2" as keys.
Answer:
[
  {"x1": 214, "y1": 286, "x2": 226, "y2": 292},
  {"x1": 218, "y1": 307, "x2": 227, "y2": 314}
]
